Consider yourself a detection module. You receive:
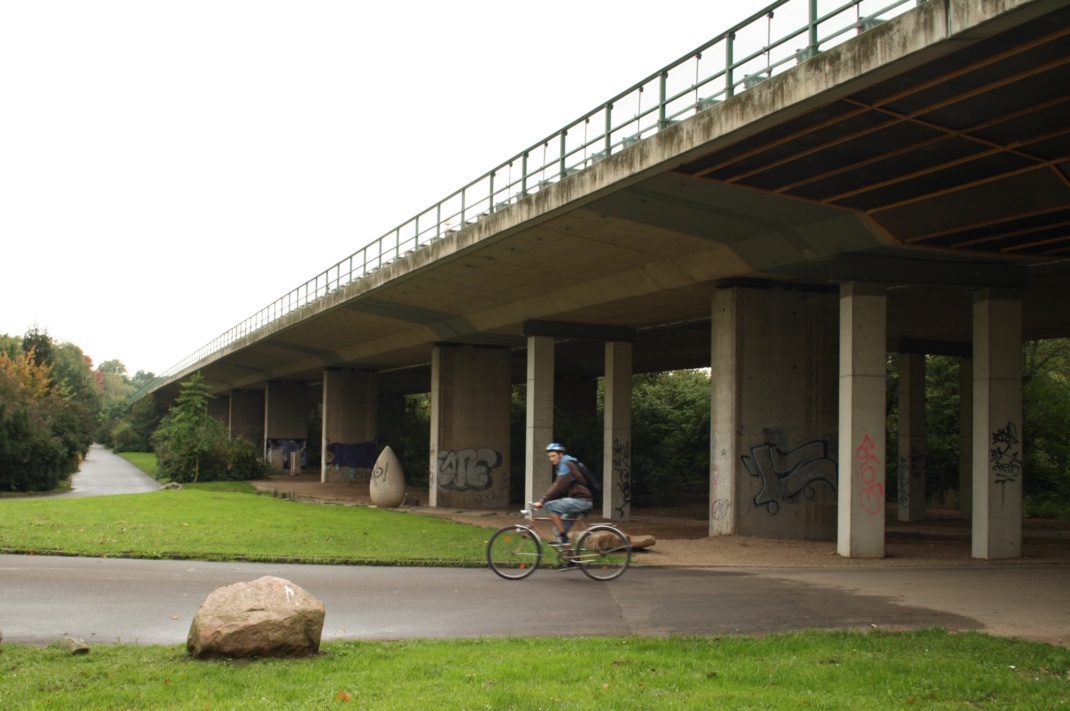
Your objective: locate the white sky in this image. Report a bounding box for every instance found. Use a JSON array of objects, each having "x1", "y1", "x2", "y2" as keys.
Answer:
[{"x1": 1, "y1": 1, "x2": 781, "y2": 377}]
